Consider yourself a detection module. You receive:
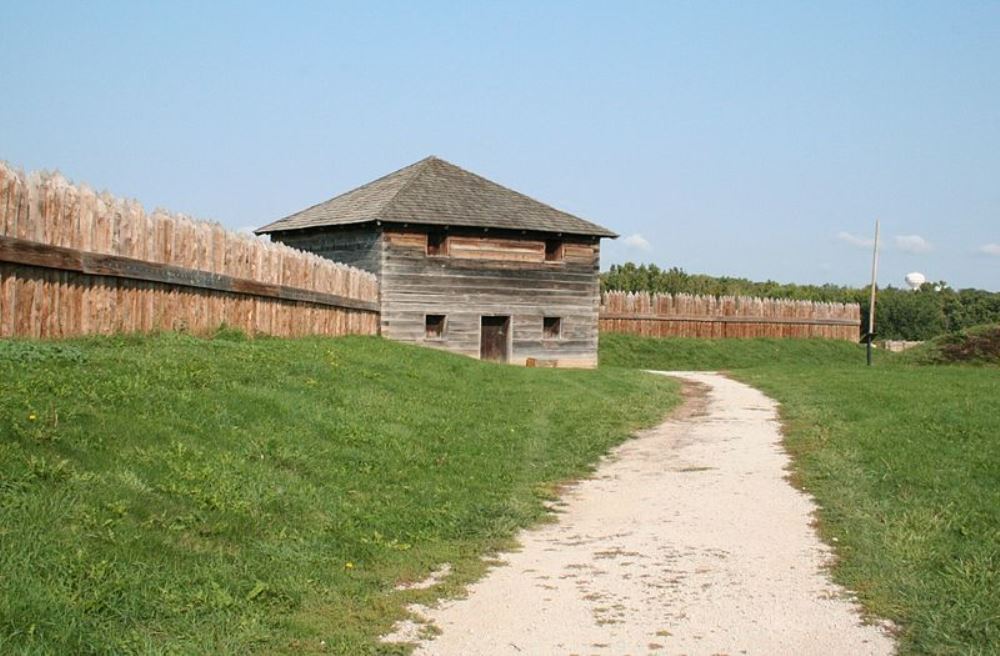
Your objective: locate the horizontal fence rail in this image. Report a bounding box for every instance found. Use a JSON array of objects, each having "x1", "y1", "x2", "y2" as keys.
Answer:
[
  {"x1": 0, "y1": 236, "x2": 379, "y2": 312},
  {"x1": 0, "y1": 161, "x2": 379, "y2": 339},
  {"x1": 600, "y1": 291, "x2": 861, "y2": 340}
]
